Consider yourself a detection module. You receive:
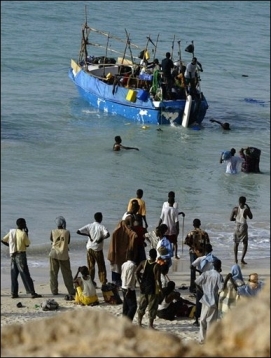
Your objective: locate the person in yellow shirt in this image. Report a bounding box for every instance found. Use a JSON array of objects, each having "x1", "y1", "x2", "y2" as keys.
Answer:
[
  {"x1": 1, "y1": 218, "x2": 42, "y2": 299},
  {"x1": 127, "y1": 189, "x2": 148, "y2": 229}
]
